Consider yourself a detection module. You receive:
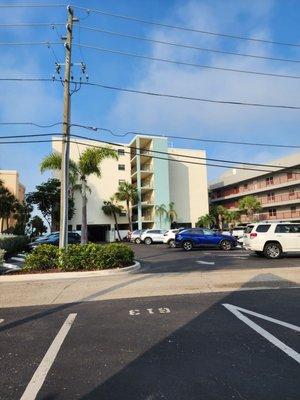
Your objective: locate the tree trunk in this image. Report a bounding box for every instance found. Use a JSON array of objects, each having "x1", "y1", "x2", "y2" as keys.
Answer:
[
  {"x1": 81, "y1": 177, "x2": 88, "y2": 244},
  {"x1": 0, "y1": 218, "x2": 3, "y2": 233},
  {"x1": 113, "y1": 211, "x2": 122, "y2": 241},
  {"x1": 127, "y1": 200, "x2": 132, "y2": 232}
]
